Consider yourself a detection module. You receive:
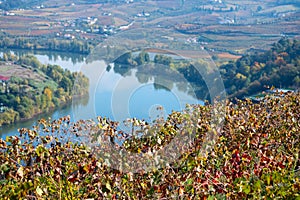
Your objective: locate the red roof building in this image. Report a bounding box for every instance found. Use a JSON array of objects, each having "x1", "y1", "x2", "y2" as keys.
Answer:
[{"x1": 0, "y1": 75, "x2": 10, "y2": 81}]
